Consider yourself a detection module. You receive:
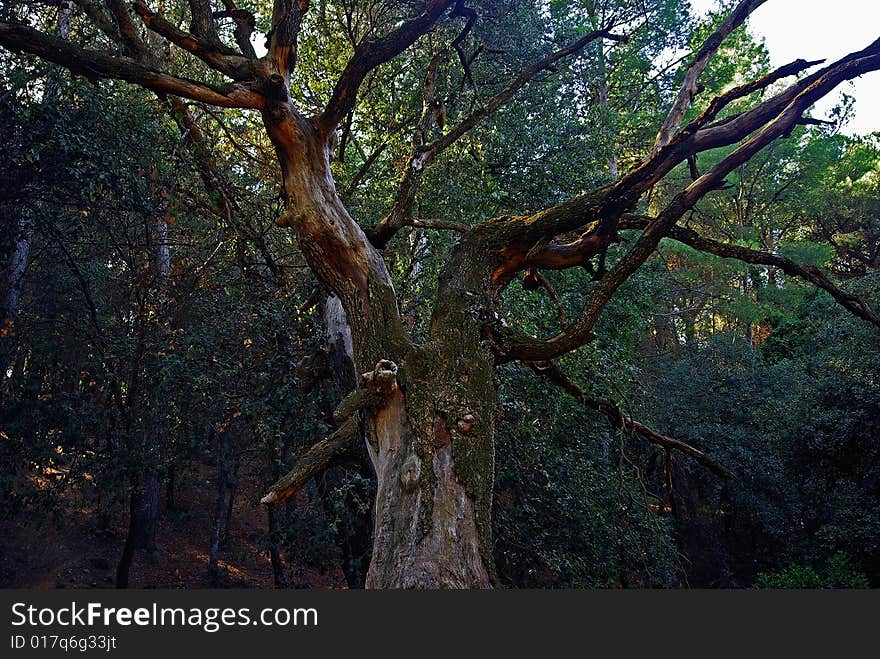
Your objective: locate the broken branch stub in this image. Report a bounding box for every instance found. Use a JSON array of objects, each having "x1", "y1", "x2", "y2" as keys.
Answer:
[{"x1": 333, "y1": 359, "x2": 399, "y2": 422}]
